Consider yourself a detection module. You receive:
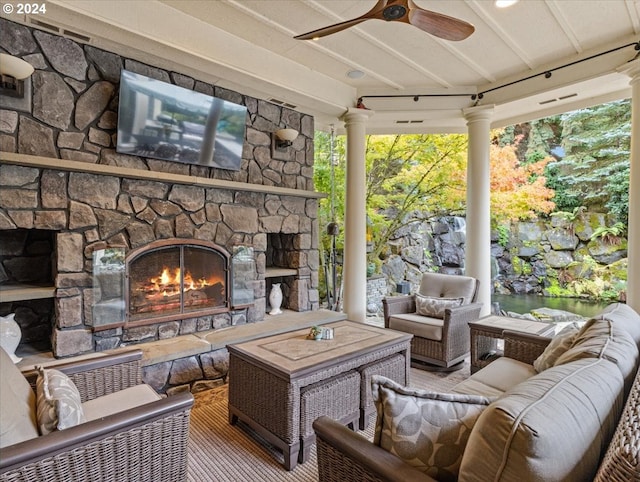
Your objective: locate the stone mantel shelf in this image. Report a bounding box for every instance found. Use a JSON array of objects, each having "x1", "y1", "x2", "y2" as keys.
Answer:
[
  {"x1": 0, "y1": 284, "x2": 56, "y2": 302},
  {"x1": 0, "y1": 152, "x2": 327, "y2": 199},
  {"x1": 264, "y1": 267, "x2": 298, "y2": 278}
]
